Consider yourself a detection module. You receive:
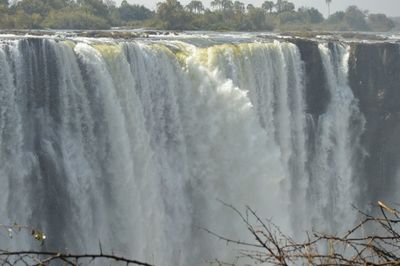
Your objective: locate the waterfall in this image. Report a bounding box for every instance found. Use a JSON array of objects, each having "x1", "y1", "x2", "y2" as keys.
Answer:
[
  {"x1": 0, "y1": 37, "x2": 374, "y2": 265},
  {"x1": 306, "y1": 43, "x2": 365, "y2": 233}
]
